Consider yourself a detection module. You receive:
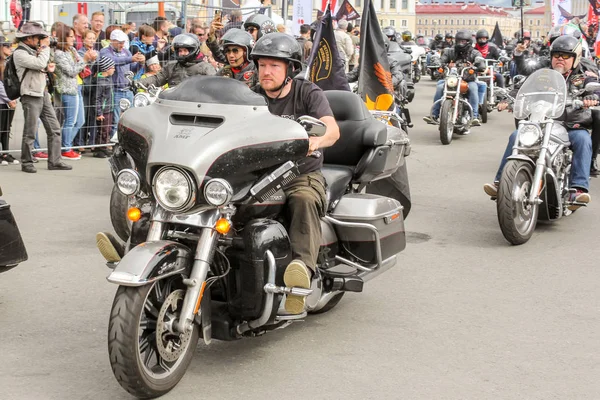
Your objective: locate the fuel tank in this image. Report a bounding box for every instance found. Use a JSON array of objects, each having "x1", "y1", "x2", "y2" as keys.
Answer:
[{"x1": 117, "y1": 76, "x2": 309, "y2": 196}]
